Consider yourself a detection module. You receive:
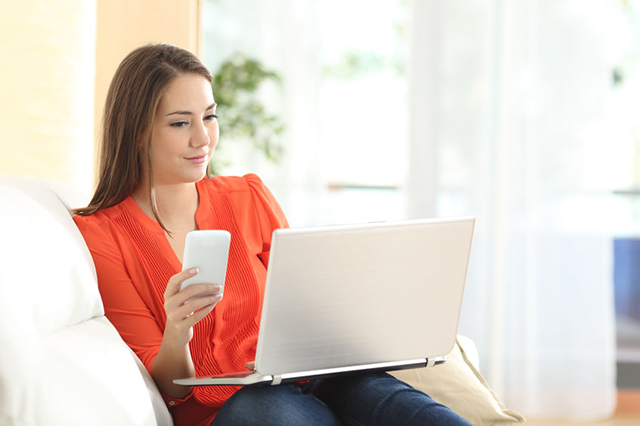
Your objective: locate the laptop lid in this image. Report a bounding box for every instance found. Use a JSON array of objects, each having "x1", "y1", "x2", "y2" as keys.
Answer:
[{"x1": 255, "y1": 216, "x2": 475, "y2": 376}]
